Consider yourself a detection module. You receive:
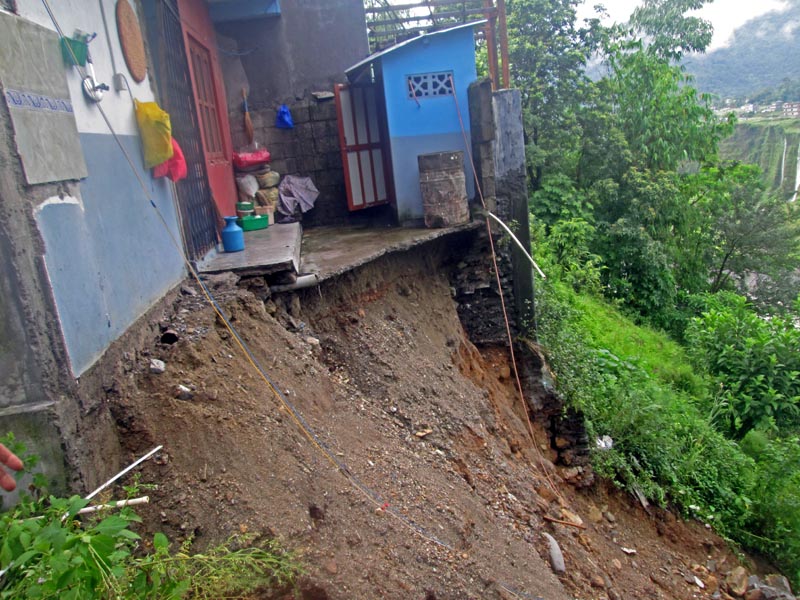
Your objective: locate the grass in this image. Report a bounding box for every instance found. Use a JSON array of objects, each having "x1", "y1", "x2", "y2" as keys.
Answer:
[
  {"x1": 536, "y1": 281, "x2": 800, "y2": 588},
  {"x1": 570, "y1": 293, "x2": 706, "y2": 395}
]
